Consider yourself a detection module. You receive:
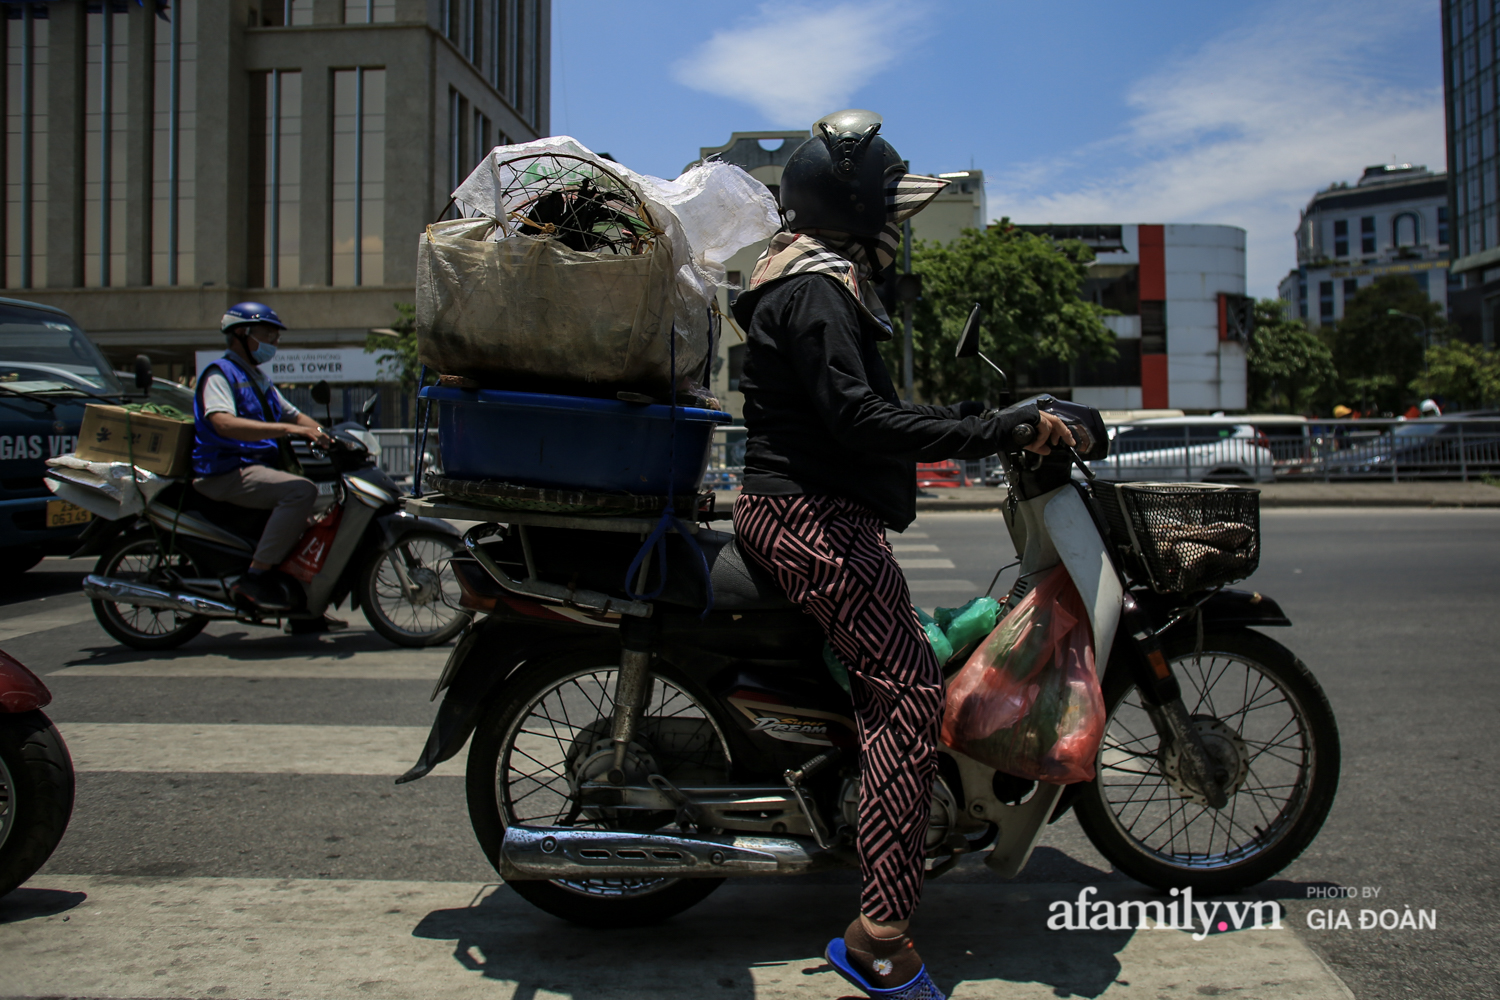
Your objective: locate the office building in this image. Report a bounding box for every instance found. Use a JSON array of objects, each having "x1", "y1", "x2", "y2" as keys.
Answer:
[
  {"x1": 1275, "y1": 164, "x2": 1449, "y2": 327},
  {"x1": 1, "y1": 0, "x2": 550, "y2": 393},
  {"x1": 1443, "y1": 0, "x2": 1500, "y2": 343},
  {"x1": 1016, "y1": 223, "x2": 1248, "y2": 412}
]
